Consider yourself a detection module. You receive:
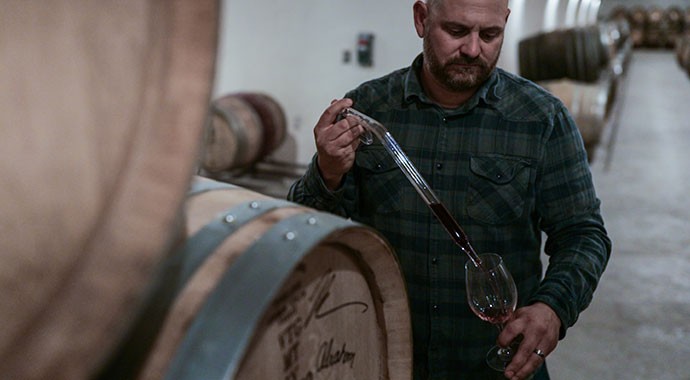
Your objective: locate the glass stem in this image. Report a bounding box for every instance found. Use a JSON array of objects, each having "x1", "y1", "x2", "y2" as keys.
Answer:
[{"x1": 494, "y1": 323, "x2": 513, "y2": 358}]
